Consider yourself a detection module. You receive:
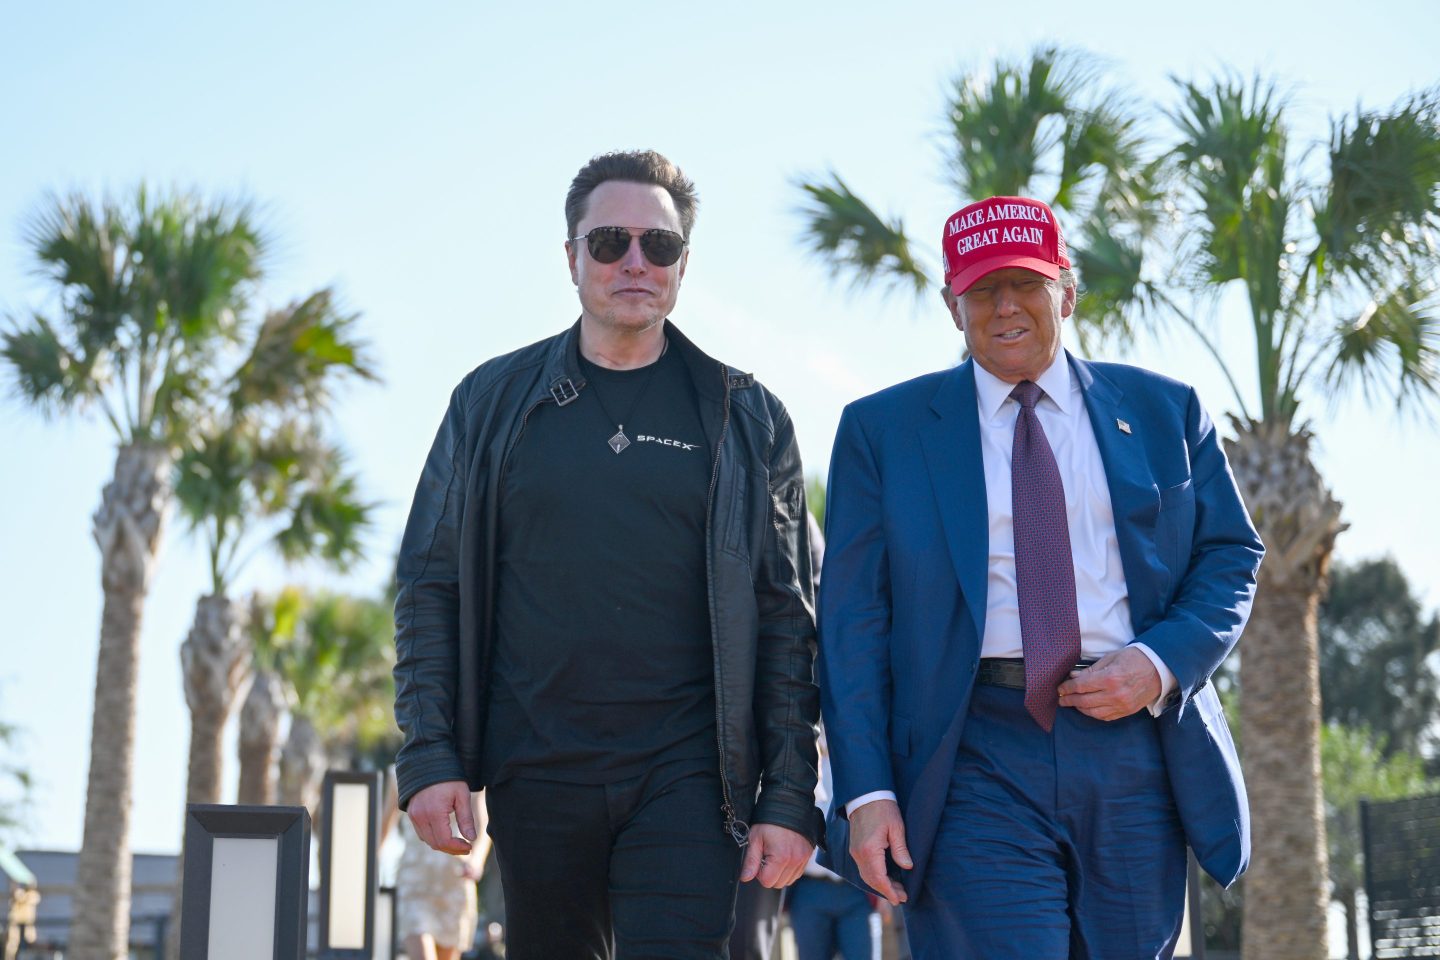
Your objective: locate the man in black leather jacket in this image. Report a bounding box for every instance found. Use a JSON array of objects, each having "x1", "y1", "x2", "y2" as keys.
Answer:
[{"x1": 392, "y1": 149, "x2": 821, "y2": 959}]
